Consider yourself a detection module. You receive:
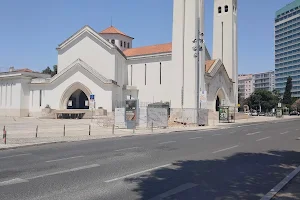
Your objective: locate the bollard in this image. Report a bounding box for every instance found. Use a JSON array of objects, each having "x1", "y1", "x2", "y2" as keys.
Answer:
[
  {"x1": 151, "y1": 122, "x2": 153, "y2": 133},
  {"x1": 89, "y1": 124, "x2": 91, "y2": 136},
  {"x1": 36, "y1": 125, "x2": 38, "y2": 138},
  {"x1": 3, "y1": 126, "x2": 6, "y2": 144},
  {"x1": 3, "y1": 126, "x2": 5, "y2": 139},
  {"x1": 112, "y1": 124, "x2": 115, "y2": 135},
  {"x1": 63, "y1": 124, "x2": 65, "y2": 137}
]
